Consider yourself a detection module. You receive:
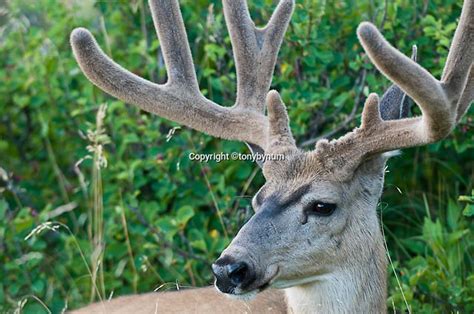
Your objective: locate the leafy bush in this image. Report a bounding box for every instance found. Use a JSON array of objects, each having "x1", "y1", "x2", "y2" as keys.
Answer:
[
  {"x1": 0, "y1": 0, "x2": 472, "y2": 312},
  {"x1": 387, "y1": 199, "x2": 474, "y2": 312}
]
